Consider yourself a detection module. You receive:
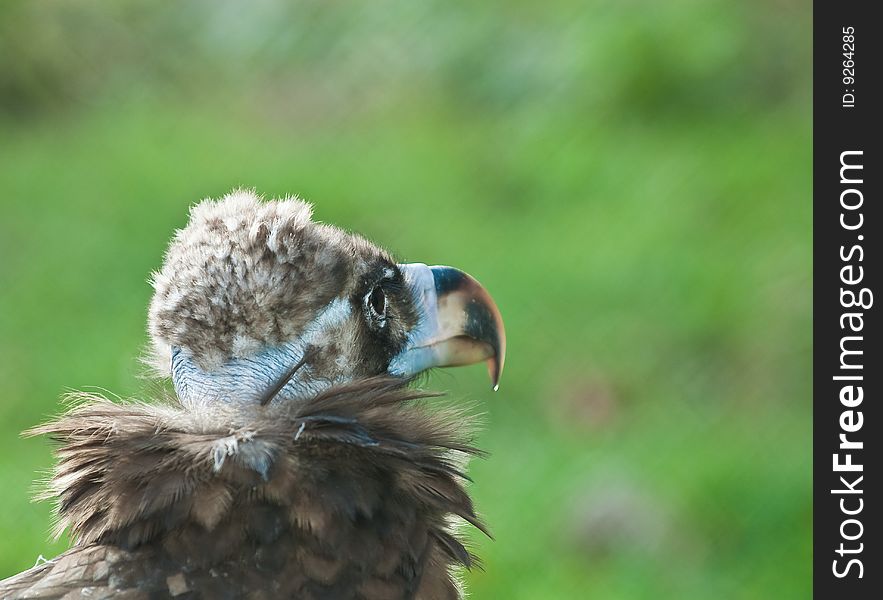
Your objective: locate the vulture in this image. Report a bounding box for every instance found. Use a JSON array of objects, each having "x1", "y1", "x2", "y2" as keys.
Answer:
[{"x1": 0, "y1": 190, "x2": 505, "y2": 600}]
